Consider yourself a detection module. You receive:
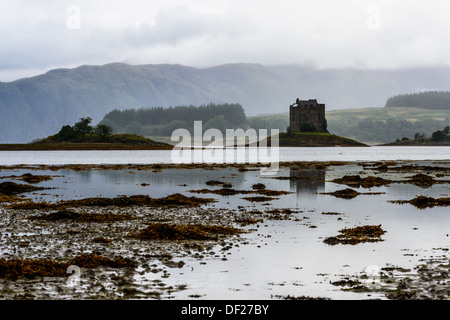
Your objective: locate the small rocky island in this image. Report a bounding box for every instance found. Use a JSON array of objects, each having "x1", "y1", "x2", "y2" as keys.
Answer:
[
  {"x1": 277, "y1": 98, "x2": 368, "y2": 147},
  {"x1": 0, "y1": 117, "x2": 173, "y2": 150}
]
